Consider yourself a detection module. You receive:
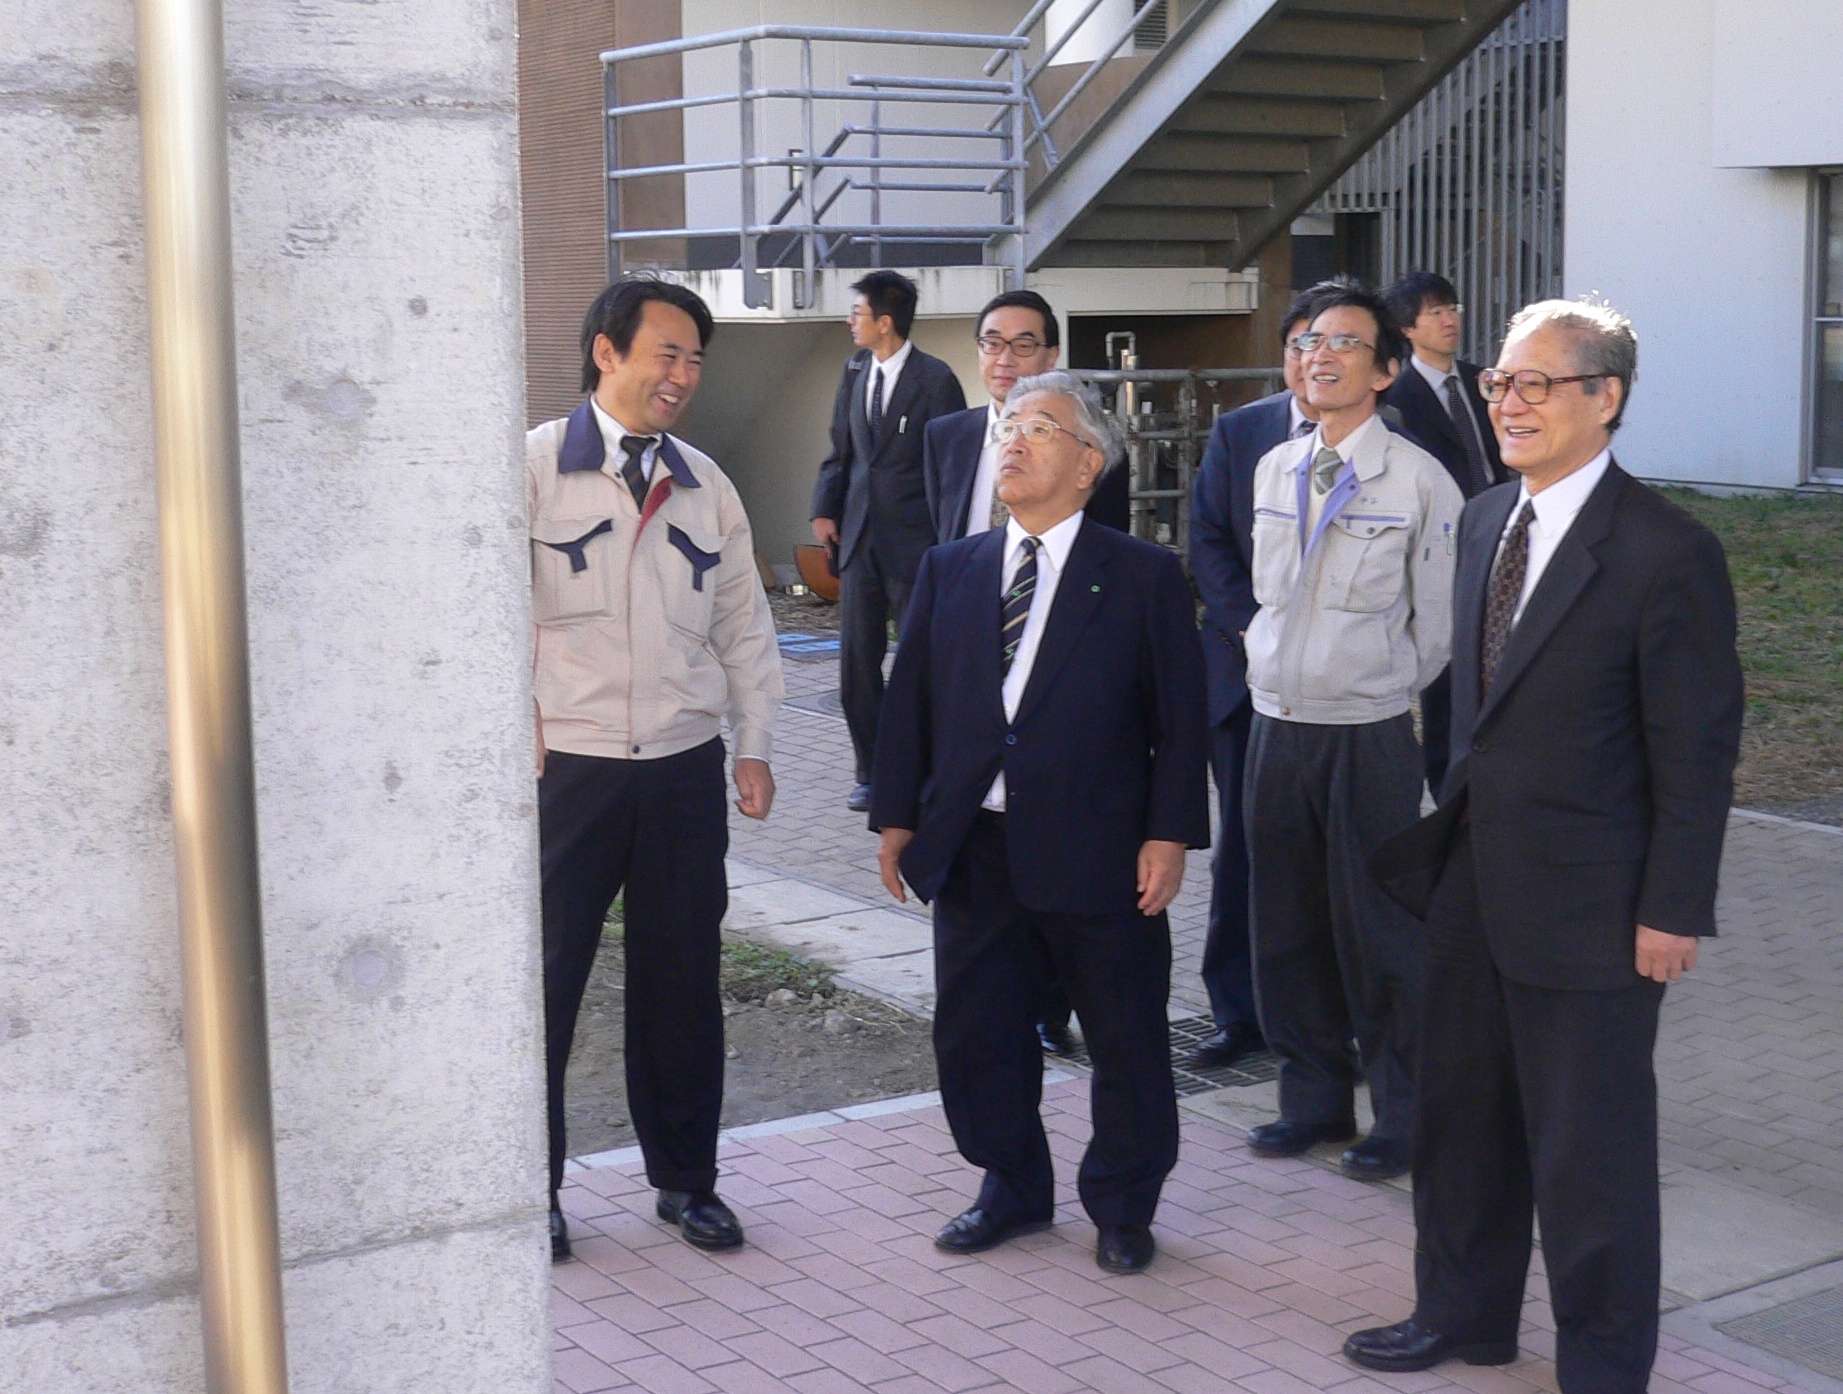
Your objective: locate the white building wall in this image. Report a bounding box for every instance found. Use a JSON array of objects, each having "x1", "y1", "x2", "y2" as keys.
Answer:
[
  {"x1": 0, "y1": 0, "x2": 549, "y2": 1387},
  {"x1": 1566, "y1": 0, "x2": 1817, "y2": 489}
]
